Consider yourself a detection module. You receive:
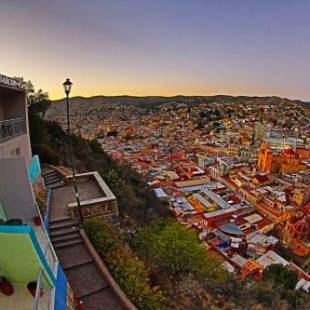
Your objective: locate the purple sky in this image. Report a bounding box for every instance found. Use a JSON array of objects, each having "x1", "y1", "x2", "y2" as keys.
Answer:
[{"x1": 0, "y1": 0, "x2": 309, "y2": 100}]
